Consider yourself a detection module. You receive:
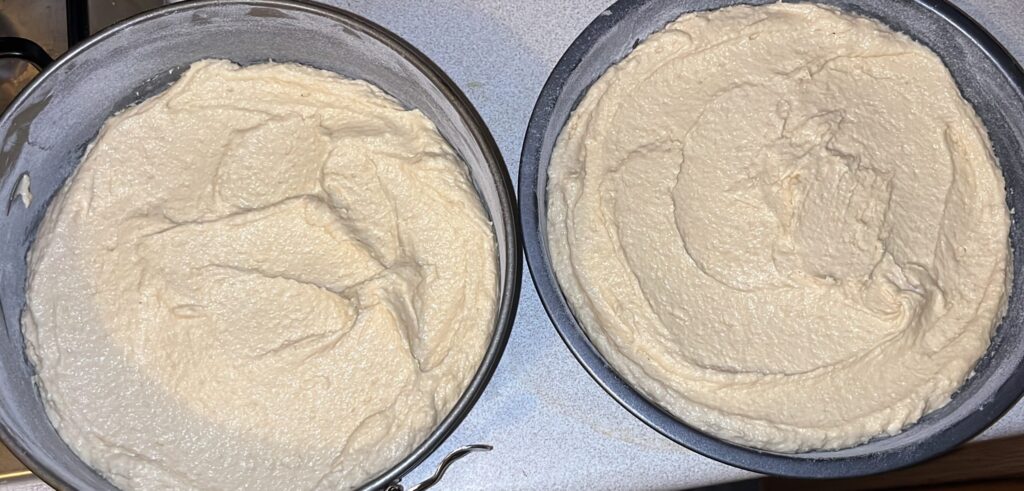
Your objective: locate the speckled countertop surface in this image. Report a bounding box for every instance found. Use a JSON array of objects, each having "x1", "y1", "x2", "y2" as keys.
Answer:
[{"x1": 3, "y1": 1, "x2": 1024, "y2": 490}]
